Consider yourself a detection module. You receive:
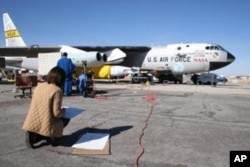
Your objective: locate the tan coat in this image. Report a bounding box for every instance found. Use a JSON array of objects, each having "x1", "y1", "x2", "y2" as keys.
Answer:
[{"x1": 22, "y1": 83, "x2": 65, "y2": 137}]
